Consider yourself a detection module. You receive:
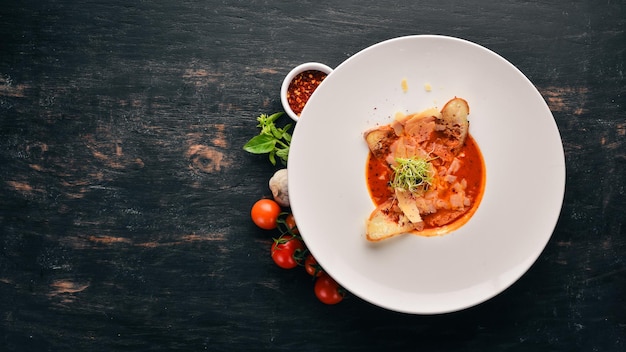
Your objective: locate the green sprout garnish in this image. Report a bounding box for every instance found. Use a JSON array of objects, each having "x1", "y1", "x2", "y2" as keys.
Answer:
[{"x1": 390, "y1": 157, "x2": 434, "y2": 194}]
